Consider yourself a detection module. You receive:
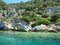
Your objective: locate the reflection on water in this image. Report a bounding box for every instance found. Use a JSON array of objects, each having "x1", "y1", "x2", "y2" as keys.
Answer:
[{"x1": 0, "y1": 32, "x2": 60, "y2": 45}]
